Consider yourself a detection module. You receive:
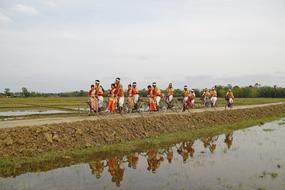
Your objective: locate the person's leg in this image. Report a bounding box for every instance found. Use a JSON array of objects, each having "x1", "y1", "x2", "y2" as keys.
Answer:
[
  {"x1": 133, "y1": 95, "x2": 139, "y2": 110},
  {"x1": 118, "y1": 97, "x2": 124, "y2": 113},
  {"x1": 156, "y1": 96, "x2": 161, "y2": 111},
  {"x1": 98, "y1": 96, "x2": 104, "y2": 112}
]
